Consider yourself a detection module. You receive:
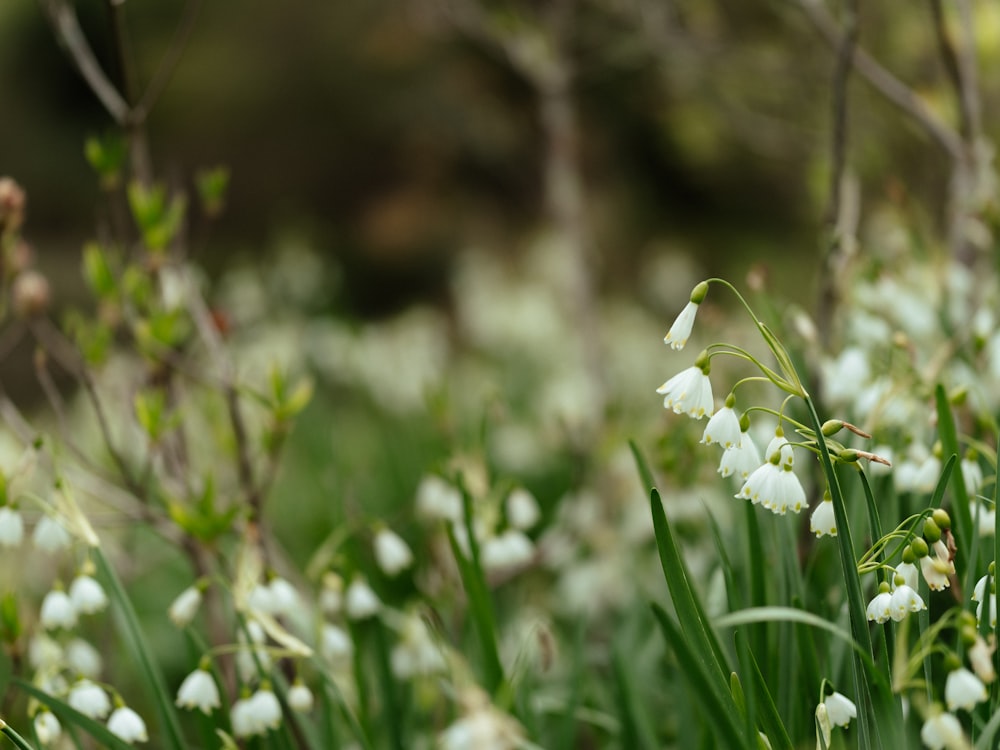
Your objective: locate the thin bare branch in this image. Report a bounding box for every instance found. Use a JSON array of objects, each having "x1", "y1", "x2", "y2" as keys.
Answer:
[
  {"x1": 37, "y1": 0, "x2": 130, "y2": 124},
  {"x1": 134, "y1": 0, "x2": 205, "y2": 122},
  {"x1": 798, "y1": 0, "x2": 963, "y2": 161}
]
